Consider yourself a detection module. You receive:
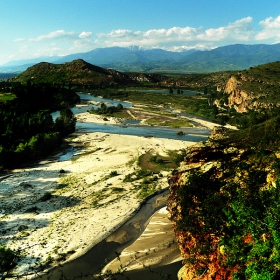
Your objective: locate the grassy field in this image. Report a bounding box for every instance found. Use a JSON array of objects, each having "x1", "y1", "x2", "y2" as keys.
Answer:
[
  {"x1": 89, "y1": 88, "x2": 219, "y2": 123},
  {"x1": 0, "y1": 92, "x2": 16, "y2": 102}
]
